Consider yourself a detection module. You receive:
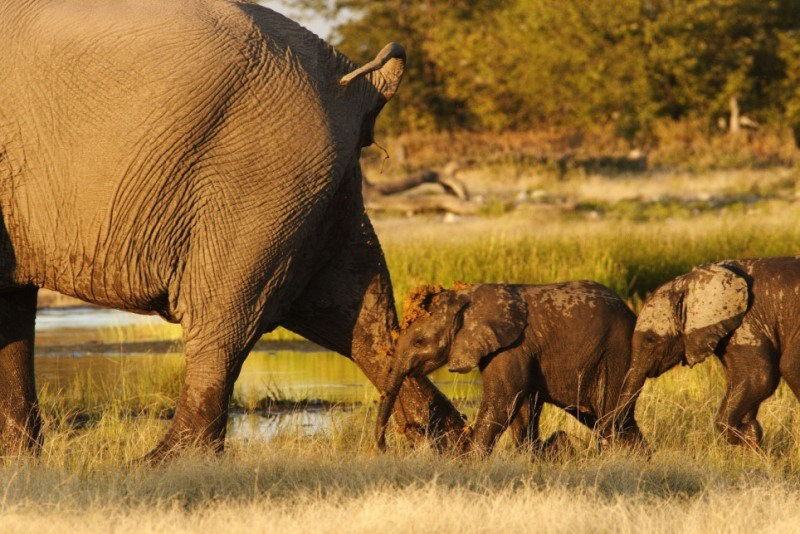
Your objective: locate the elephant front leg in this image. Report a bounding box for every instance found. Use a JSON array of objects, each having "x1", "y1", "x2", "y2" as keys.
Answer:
[
  {"x1": 471, "y1": 389, "x2": 525, "y2": 457},
  {"x1": 281, "y1": 215, "x2": 465, "y2": 449},
  {"x1": 468, "y1": 349, "x2": 532, "y2": 456},
  {"x1": 0, "y1": 287, "x2": 42, "y2": 455},
  {"x1": 470, "y1": 382, "x2": 529, "y2": 456}
]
